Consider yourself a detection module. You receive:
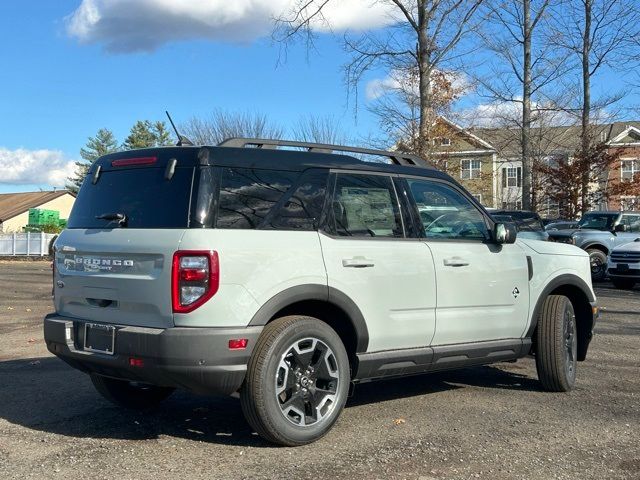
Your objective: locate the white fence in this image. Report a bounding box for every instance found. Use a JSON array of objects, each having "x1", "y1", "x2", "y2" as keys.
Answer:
[{"x1": 0, "y1": 232, "x2": 56, "y2": 256}]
